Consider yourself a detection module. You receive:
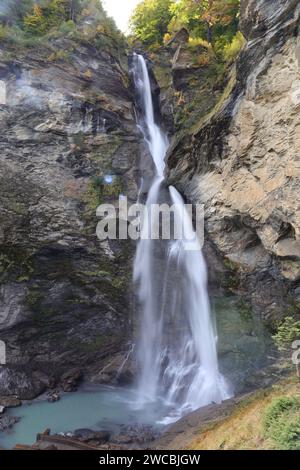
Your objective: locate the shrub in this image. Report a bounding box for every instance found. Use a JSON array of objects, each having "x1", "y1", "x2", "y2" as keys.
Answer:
[
  {"x1": 163, "y1": 32, "x2": 172, "y2": 44},
  {"x1": 23, "y1": 5, "x2": 48, "y2": 35},
  {"x1": 0, "y1": 24, "x2": 8, "y2": 41},
  {"x1": 23, "y1": 1, "x2": 75, "y2": 36},
  {"x1": 188, "y1": 37, "x2": 211, "y2": 50},
  {"x1": 188, "y1": 37, "x2": 214, "y2": 66},
  {"x1": 196, "y1": 53, "x2": 212, "y2": 67},
  {"x1": 2, "y1": 1, "x2": 123, "y2": 54},
  {"x1": 272, "y1": 316, "x2": 300, "y2": 351},
  {"x1": 263, "y1": 397, "x2": 300, "y2": 450},
  {"x1": 222, "y1": 31, "x2": 246, "y2": 62},
  {"x1": 59, "y1": 19, "x2": 76, "y2": 34},
  {"x1": 1, "y1": 25, "x2": 27, "y2": 45},
  {"x1": 83, "y1": 69, "x2": 92, "y2": 80},
  {"x1": 47, "y1": 49, "x2": 70, "y2": 61}
]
